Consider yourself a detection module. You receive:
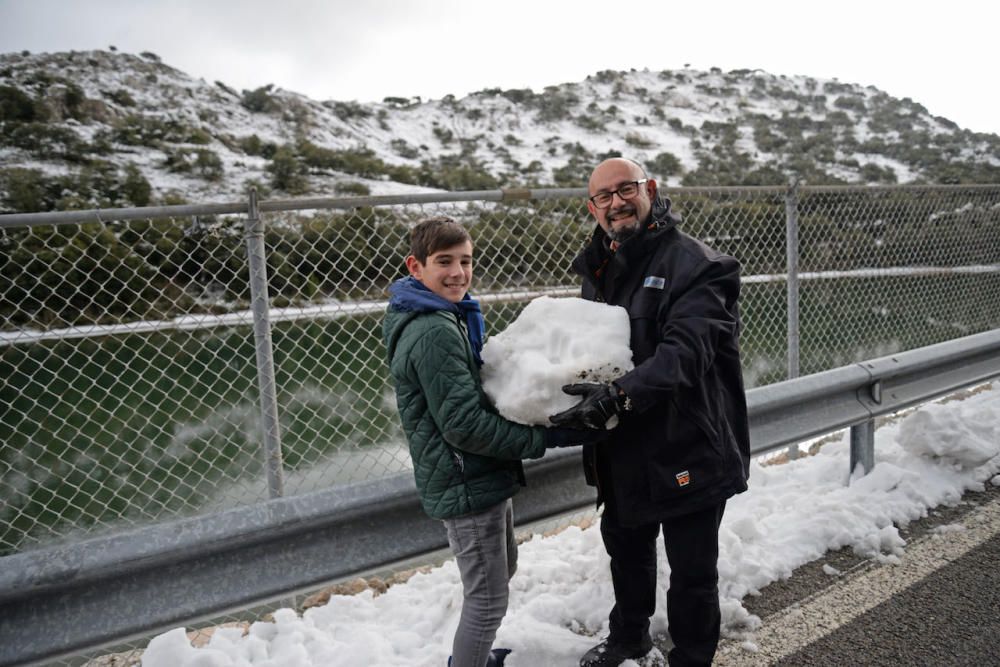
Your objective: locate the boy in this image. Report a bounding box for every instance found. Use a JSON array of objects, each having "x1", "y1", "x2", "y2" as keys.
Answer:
[{"x1": 382, "y1": 217, "x2": 596, "y2": 667}]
